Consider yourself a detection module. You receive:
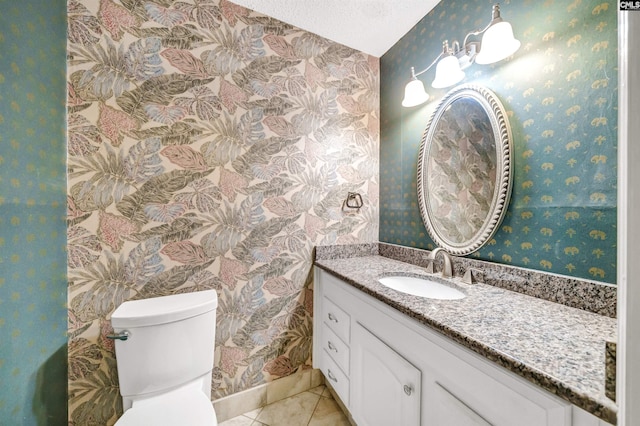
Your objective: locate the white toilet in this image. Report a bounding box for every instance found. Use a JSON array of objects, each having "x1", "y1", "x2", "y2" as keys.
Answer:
[{"x1": 109, "y1": 290, "x2": 218, "y2": 425}]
